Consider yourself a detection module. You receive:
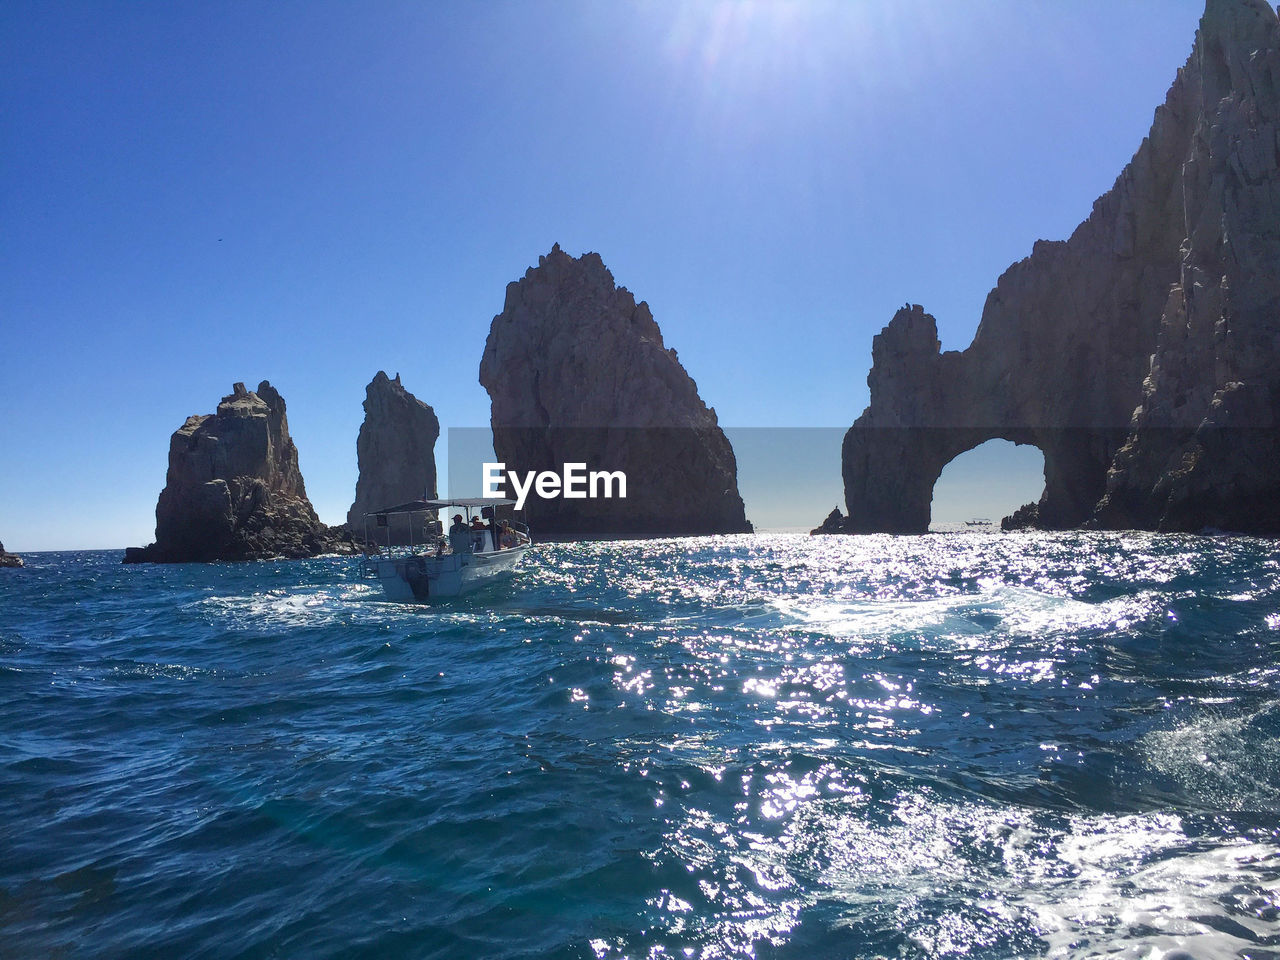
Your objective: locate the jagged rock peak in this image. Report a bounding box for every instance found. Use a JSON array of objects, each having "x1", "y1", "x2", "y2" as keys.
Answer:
[
  {"x1": 833, "y1": 0, "x2": 1280, "y2": 535},
  {"x1": 124, "y1": 381, "x2": 352, "y2": 563},
  {"x1": 484, "y1": 246, "x2": 692, "y2": 429},
  {"x1": 480, "y1": 246, "x2": 751, "y2": 539},
  {"x1": 346, "y1": 372, "x2": 440, "y2": 544}
]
